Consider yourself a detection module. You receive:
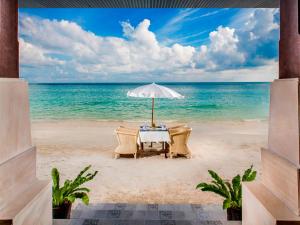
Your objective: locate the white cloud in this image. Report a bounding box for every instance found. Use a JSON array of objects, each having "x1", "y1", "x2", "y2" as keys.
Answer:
[
  {"x1": 186, "y1": 9, "x2": 227, "y2": 21},
  {"x1": 166, "y1": 60, "x2": 278, "y2": 82},
  {"x1": 19, "y1": 9, "x2": 279, "y2": 82},
  {"x1": 20, "y1": 16, "x2": 196, "y2": 77},
  {"x1": 20, "y1": 15, "x2": 102, "y2": 63},
  {"x1": 195, "y1": 26, "x2": 245, "y2": 70},
  {"x1": 209, "y1": 60, "x2": 278, "y2": 82},
  {"x1": 19, "y1": 38, "x2": 64, "y2": 66},
  {"x1": 194, "y1": 8, "x2": 279, "y2": 71},
  {"x1": 157, "y1": 9, "x2": 199, "y2": 37},
  {"x1": 231, "y1": 8, "x2": 279, "y2": 65},
  {"x1": 237, "y1": 9, "x2": 279, "y2": 35}
]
